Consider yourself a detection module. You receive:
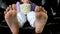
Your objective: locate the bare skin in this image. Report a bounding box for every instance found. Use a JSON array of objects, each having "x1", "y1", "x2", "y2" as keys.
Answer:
[
  {"x1": 4, "y1": 4, "x2": 19, "y2": 34},
  {"x1": 35, "y1": 6, "x2": 48, "y2": 33},
  {"x1": 4, "y1": 5, "x2": 48, "y2": 34},
  {"x1": 4, "y1": 0, "x2": 48, "y2": 34}
]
